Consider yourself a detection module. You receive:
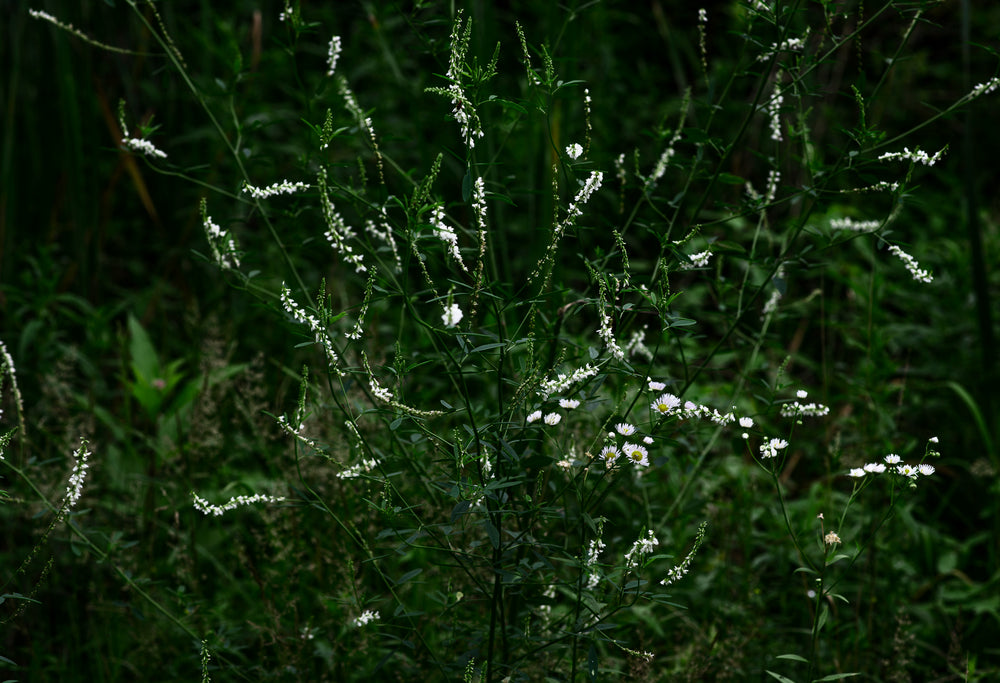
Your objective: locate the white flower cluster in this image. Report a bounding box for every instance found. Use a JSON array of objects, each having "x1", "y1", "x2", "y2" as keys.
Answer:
[
  {"x1": 830, "y1": 217, "x2": 880, "y2": 232},
  {"x1": 352, "y1": 609, "x2": 380, "y2": 627},
  {"x1": 337, "y1": 458, "x2": 378, "y2": 479},
  {"x1": 326, "y1": 36, "x2": 343, "y2": 77},
  {"x1": 650, "y1": 392, "x2": 739, "y2": 427},
  {"x1": 526, "y1": 410, "x2": 561, "y2": 425},
  {"x1": 0, "y1": 339, "x2": 24, "y2": 430},
  {"x1": 660, "y1": 521, "x2": 707, "y2": 587},
  {"x1": 597, "y1": 304, "x2": 625, "y2": 361},
  {"x1": 848, "y1": 452, "x2": 935, "y2": 480},
  {"x1": 762, "y1": 264, "x2": 785, "y2": 316},
  {"x1": 878, "y1": 146, "x2": 946, "y2": 167},
  {"x1": 565, "y1": 143, "x2": 583, "y2": 160},
  {"x1": 584, "y1": 537, "x2": 606, "y2": 589},
  {"x1": 538, "y1": 363, "x2": 599, "y2": 398},
  {"x1": 765, "y1": 169, "x2": 780, "y2": 204},
  {"x1": 780, "y1": 400, "x2": 829, "y2": 418},
  {"x1": 624, "y1": 529, "x2": 659, "y2": 570},
  {"x1": 759, "y1": 437, "x2": 789, "y2": 459},
  {"x1": 192, "y1": 491, "x2": 285, "y2": 517},
  {"x1": 444, "y1": 15, "x2": 484, "y2": 148},
  {"x1": 318, "y1": 172, "x2": 366, "y2": 274},
  {"x1": 887, "y1": 244, "x2": 933, "y2": 283},
  {"x1": 29, "y1": 9, "x2": 58, "y2": 22},
  {"x1": 65, "y1": 440, "x2": 92, "y2": 509},
  {"x1": 442, "y1": 303, "x2": 463, "y2": 328},
  {"x1": 564, "y1": 171, "x2": 603, "y2": 227},
  {"x1": 202, "y1": 209, "x2": 241, "y2": 270},
  {"x1": 365, "y1": 213, "x2": 401, "y2": 272},
  {"x1": 279, "y1": 283, "x2": 339, "y2": 371},
  {"x1": 967, "y1": 77, "x2": 1000, "y2": 99},
  {"x1": 276, "y1": 413, "x2": 321, "y2": 452},
  {"x1": 757, "y1": 36, "x2": 806, "y2": 62},
  {"x1": 472, "y1": 176, "x2": 488, "y2": 230},
  {"x1": 766, "y1": 83, "x2": 784, "y2": 142},
  {"x1": 368, "y1": 376, "x2": 394, "y2": 403},
  {"x1": 430, "y1": 205, "x2": 467, "y2": 272},
  {"x1": 624, "y1": 328, "x2": 653, "y2": 361},
  {"x1": 122, "y1": 137, "x2": 167, "y2": 159},
  {"x1": 243, "y1": 180, "x2": 309, "y2": 199},
  {"x1": 679, "y1": 250, "x2": 712, "y2": 270}
]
